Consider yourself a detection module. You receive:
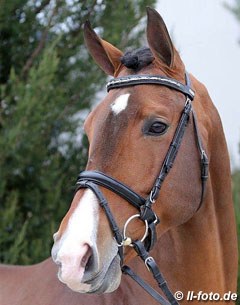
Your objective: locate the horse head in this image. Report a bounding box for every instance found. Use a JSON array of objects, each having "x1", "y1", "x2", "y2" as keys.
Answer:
[{"x1": 51, "y1": 7, "x2": 209, "y2": 295}]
